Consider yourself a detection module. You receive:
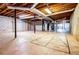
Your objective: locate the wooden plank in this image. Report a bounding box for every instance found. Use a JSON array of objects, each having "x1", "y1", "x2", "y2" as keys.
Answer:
[
  {"x1": 0, "y1": 8, "x2": 9, "y2": 14},
  {"x1": 4, "y1": 9, "x2": 14, "y2": 15}
]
